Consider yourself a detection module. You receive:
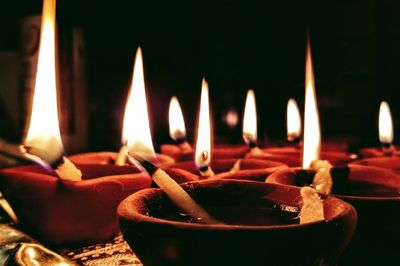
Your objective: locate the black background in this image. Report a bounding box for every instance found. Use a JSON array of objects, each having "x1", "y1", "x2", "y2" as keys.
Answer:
[{"x1": 0, "y1": 0, "x2": 399, "y2": 152}]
